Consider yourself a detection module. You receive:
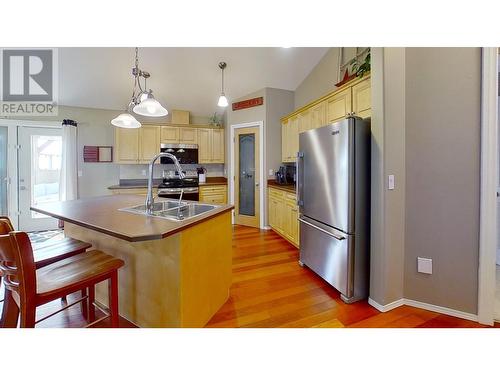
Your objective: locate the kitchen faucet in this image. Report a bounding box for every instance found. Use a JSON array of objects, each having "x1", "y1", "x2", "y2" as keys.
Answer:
[{"x1": 145, "y1": 152, "x2": 185, "y2": 214}]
